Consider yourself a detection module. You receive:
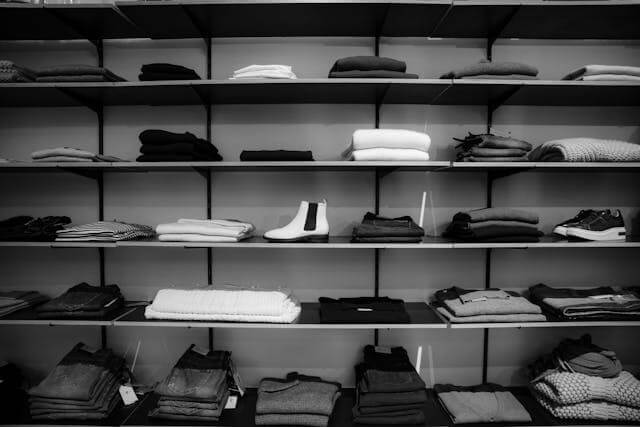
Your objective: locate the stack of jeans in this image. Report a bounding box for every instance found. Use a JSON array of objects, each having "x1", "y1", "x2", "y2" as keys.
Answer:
[
  {"x1": 36, "y1": 283, "x2": 124, "y2": 319},
  {"x1": 139, "y1": 63, "x2": 200, "y2": 81},
  {"x1": 0, "y1": 215, "x2": 71, "y2": 241},
  {"x1": 353, "y1": 345, "x2": 427, "y2": 425},
  {"x1": 329, "y1": 56, "x2": 418, "y2": 79},
  {"x1": 444, "y1": 207, "x2": 542, "y2": 243},
  {"x1": 137, "y1": 129, "x2": 222, "y2": 162},
  {"x1": 255, "y1": 372, "x2": 341, "y2": 426},
  {"x1": 0, "y1": 362, "x2": 29, "y2": 423},
  {"x1": 528, "y1": 284, "x2": 640, "y2": 321},
  {"x1": 352, "y1": 212, "x2": 424, "y2": 243},
  {"x1": 0, "y1": 291, "x2": 49, "y2": 317},
  {"x1": 28, "y1": 343, "x2": 125, "y2": 421},
  {"x1": 149, "y1": 345, "x2": 231, "y2": 422},
  {"x1": 55, "y1": 221, "x2": 154, "y2": 242},
  {"x1": 319, "y1": 297, "x2": 410, "y2": 323},
  {"x1": 432, "y1": 287, "x2": 546, "y2": 323},
  {"x1": 35, "y1": 65, "x2": 125, "y2": 82},
  {"x1": 454, "y1": 133, "x2": 532, "y2": 162}
]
